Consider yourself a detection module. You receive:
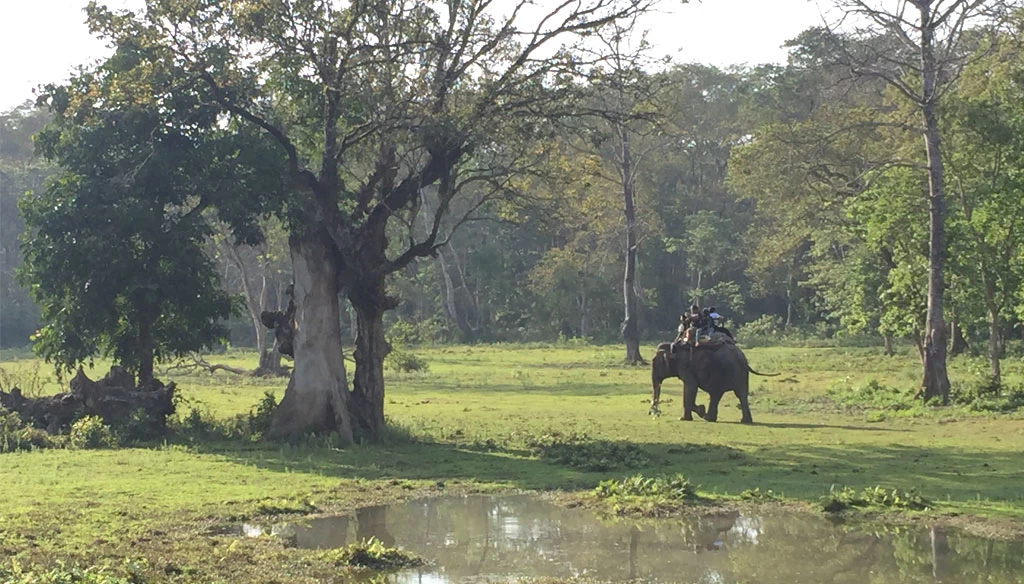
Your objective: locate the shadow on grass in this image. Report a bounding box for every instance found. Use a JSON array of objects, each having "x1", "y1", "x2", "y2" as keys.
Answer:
[
  {"x1": 752, "y1": 421, "x2": 909, "y2": 432},
  {"x1": 192, "y1": 437, "x2": 1024, "y2": 507}
]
